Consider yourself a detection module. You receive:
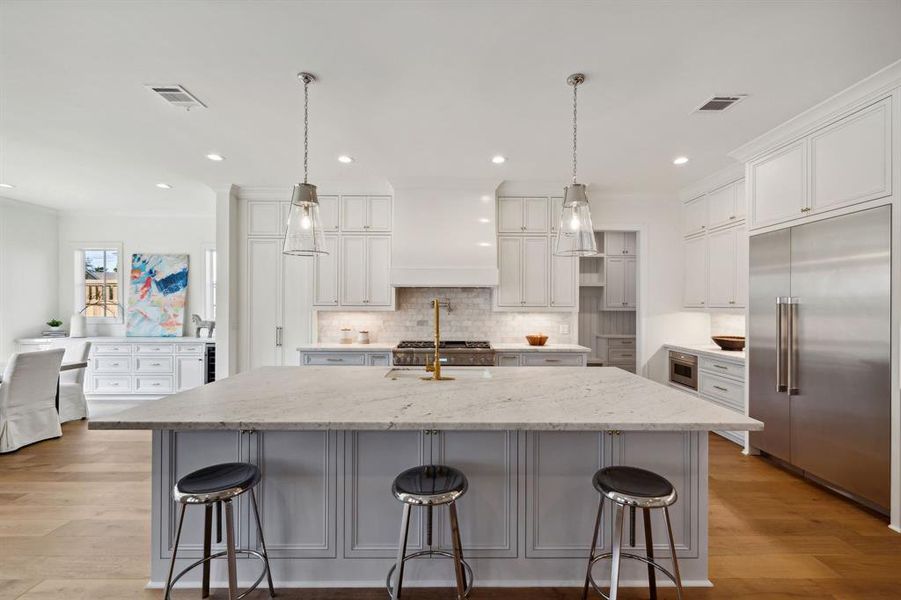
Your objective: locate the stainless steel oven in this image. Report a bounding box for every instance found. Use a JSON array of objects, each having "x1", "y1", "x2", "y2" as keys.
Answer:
[{"x1": 668, "y1": 351, "x2": 698, "y2": 390}]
